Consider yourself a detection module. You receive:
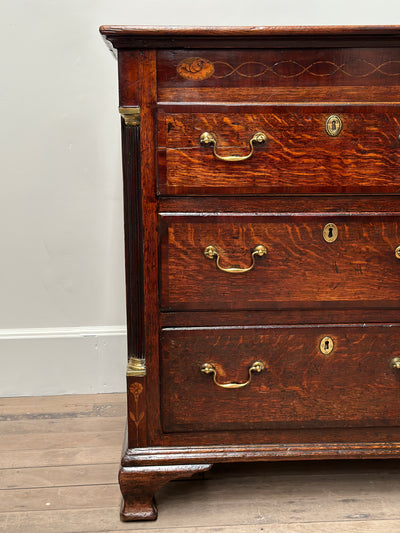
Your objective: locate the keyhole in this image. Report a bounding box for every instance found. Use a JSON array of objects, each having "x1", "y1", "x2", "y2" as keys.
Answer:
[
  {"x1": 326, "y1": 115, "x2": 342, "y2": 137},
  {"x1": 320, "y1": 336, "x2": 334, "y2": 355},
  {"x1": 323, "y1": 223, "x2": 338, "y2": 243}
]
